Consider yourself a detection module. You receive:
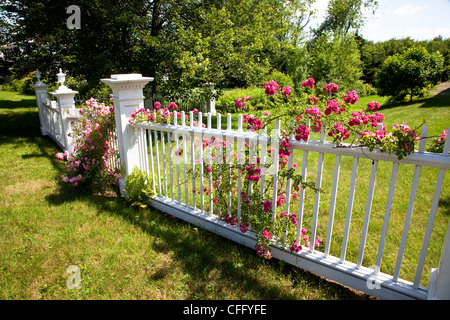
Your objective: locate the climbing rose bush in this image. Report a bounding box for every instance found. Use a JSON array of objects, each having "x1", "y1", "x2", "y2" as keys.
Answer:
[
  {"x1": 127, "y1": 77, "x2": 447, "y2": 260},
  {"x1": 56, "y1": 97, "x2": 120, "y2": 192},
  {"x1": 427, "y1": 129, "x2": 448, "y2": 154},
  {"x1": 129, "y1": 101, "x2": 205, "y2": 127}
]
